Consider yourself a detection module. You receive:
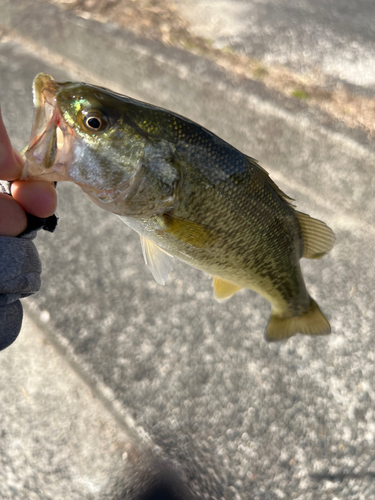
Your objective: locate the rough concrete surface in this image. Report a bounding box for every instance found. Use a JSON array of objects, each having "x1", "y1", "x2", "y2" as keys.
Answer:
[
  {"x1": 0, "y1": 314, "x2": 132, "y2": 500},
  {"x1": 1, "y1": 0, "x2": 375, "y2": 499},
  {"x1": 174, "y1": 0, "x2": 375, "y2": 92}
]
